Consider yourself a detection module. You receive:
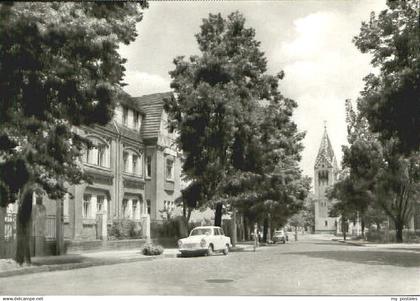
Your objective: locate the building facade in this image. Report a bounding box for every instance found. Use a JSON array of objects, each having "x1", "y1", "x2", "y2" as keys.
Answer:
[
  {"x1": 134, "y1": 92, "x2": 183, "y2": 222},
  {"x1": 313, "y1": 126, "x2": 339, "y2": 233},
  {"x1": 2, "y1": 92, "x2": 183, "y2": 245}
]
